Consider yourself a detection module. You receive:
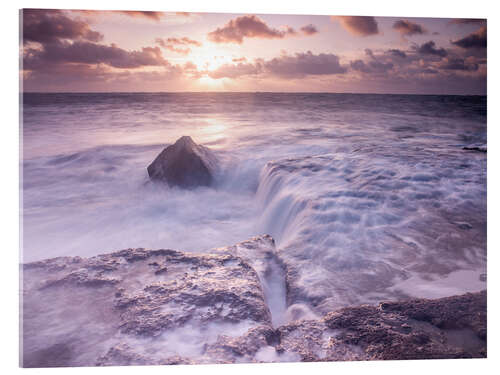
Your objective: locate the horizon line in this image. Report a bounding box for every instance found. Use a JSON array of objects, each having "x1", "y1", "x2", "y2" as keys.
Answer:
[{"x1": 20, "y1": 91, "x2": 486, "y2": 97}]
